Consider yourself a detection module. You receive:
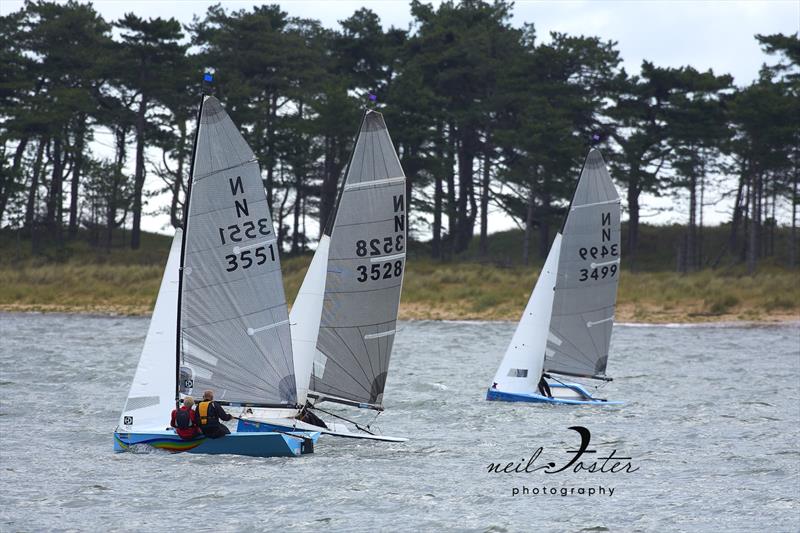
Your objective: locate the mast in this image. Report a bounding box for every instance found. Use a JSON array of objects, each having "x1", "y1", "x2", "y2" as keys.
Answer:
[{"x1": 175, "y1": 78, "x2": 208, "y2": 404}]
